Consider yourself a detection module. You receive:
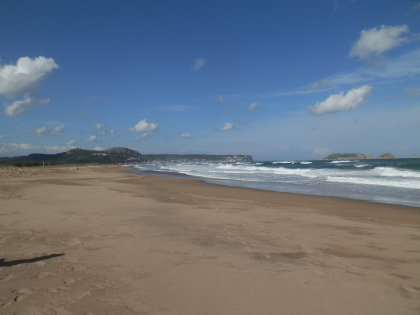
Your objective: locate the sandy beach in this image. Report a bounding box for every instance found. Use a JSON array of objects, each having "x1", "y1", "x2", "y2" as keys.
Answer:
[{"x1": 1, "y1": 165, "x2": 420, "y2": 314}]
